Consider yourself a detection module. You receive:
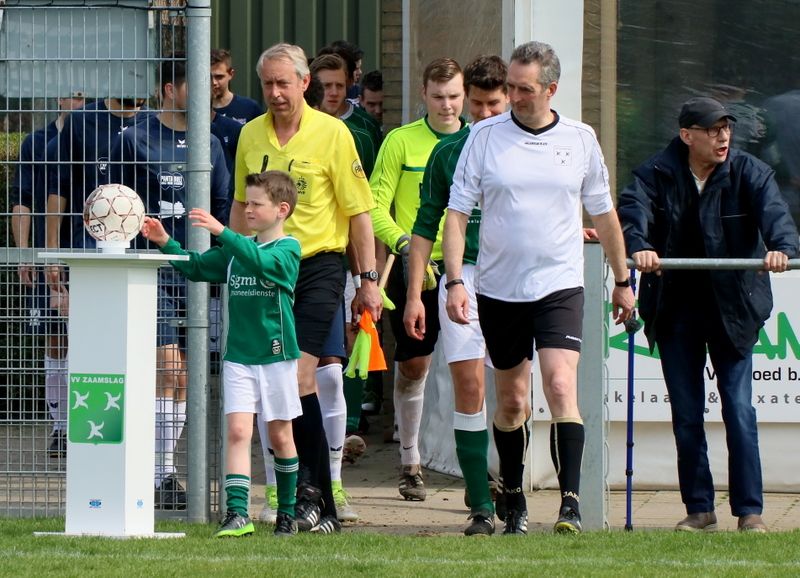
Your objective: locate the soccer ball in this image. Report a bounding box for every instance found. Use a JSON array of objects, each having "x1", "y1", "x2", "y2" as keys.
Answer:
[{"x1": 83, "y1": 183, "x2": 146, "y2": 242}]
